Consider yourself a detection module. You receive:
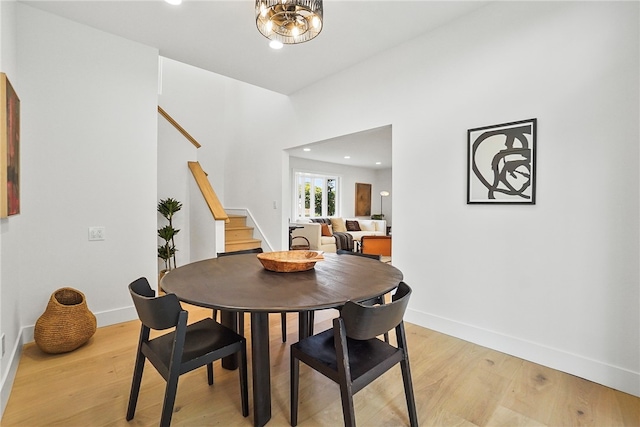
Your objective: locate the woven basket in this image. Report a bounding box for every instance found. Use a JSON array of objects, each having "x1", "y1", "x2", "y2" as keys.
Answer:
[{"x1": 34, "y1": 288, "x2": 97, "y2": 354}]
